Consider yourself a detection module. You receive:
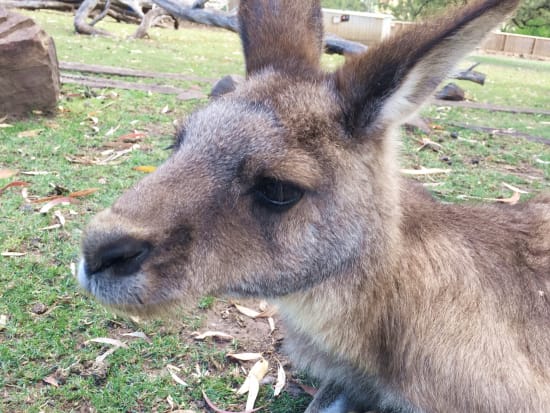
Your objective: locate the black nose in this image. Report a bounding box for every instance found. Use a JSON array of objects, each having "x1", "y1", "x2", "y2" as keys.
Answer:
[{"x1": 84, "y1": 235, "x2": 151, "y2": 277}]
